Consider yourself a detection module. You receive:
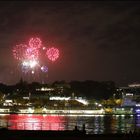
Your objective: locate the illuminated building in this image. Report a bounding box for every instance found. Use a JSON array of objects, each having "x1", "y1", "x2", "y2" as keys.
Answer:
[{"x1": 116, "y1": 83, "x2": 140, "y2": 107}]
